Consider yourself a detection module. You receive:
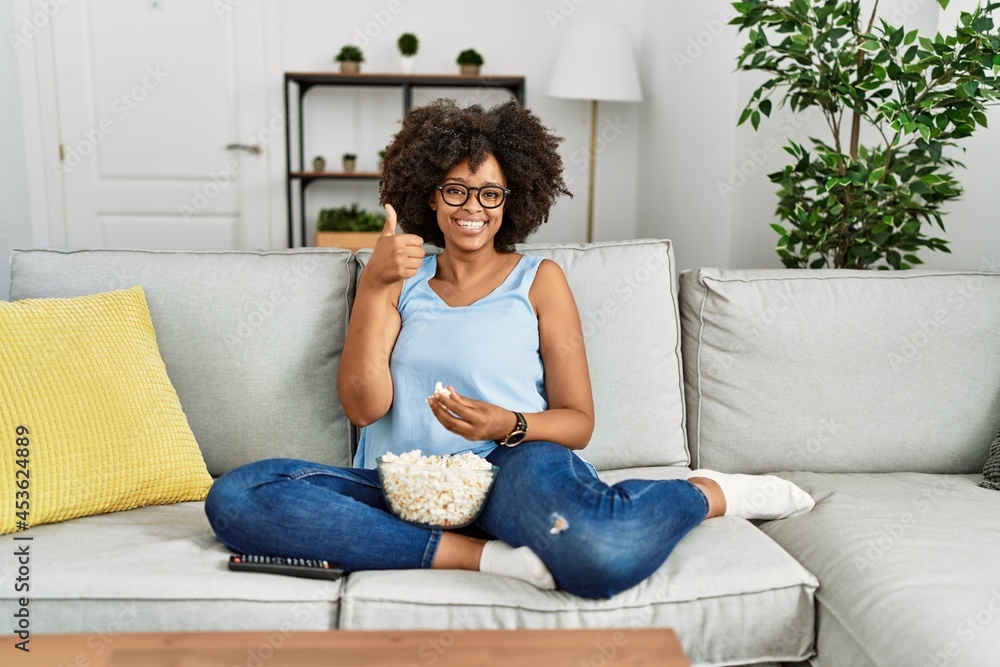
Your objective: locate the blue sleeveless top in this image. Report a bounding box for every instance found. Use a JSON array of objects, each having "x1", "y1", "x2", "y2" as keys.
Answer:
[{"x1": 354, "y1": 253, "x2": 594, "y2": 475}]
